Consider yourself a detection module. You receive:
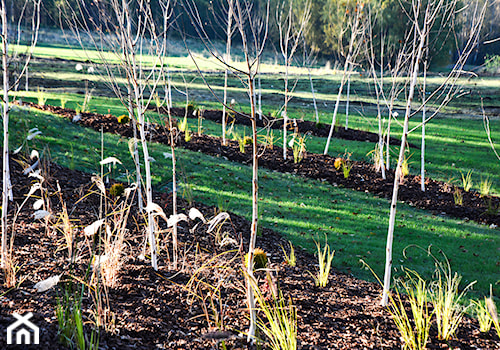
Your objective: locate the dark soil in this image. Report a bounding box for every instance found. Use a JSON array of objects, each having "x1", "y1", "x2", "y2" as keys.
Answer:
[
  {"x1": 149, "y1": 105, "x2": 412, "y2": 147},
  {"x1": 0, "y1": 154, "x2": 499, "y2": 349},
  {"x1": 20, "y1": 102, "x2": 500, "y2": 228}
]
